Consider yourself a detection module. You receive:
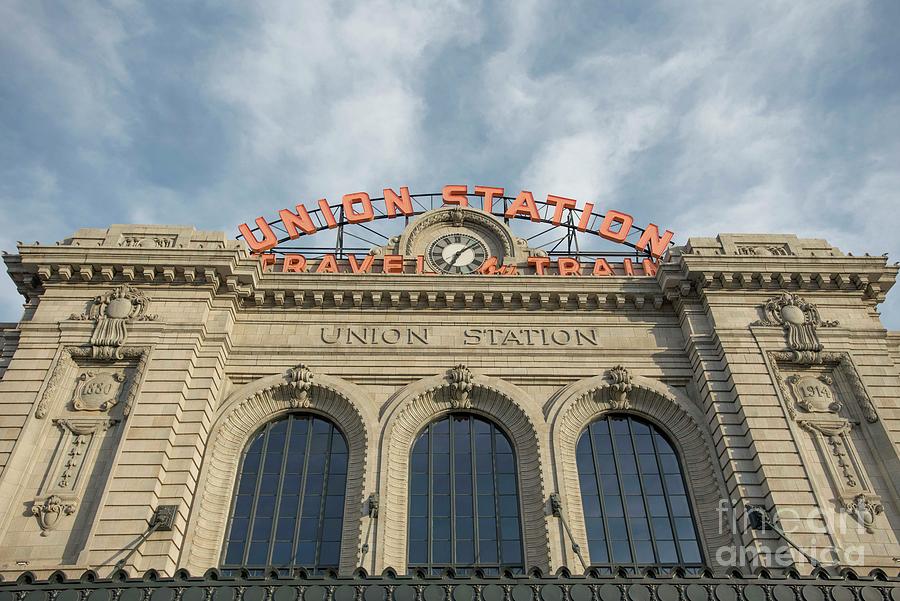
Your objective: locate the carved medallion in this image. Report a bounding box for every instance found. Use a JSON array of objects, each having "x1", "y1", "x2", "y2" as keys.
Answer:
[
  {"x1": 73, "y1": 370, "x2": 126, "y2": 411},
  {"x1": 788, "y1": 374, "x2": 840, "y2": 414}
]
